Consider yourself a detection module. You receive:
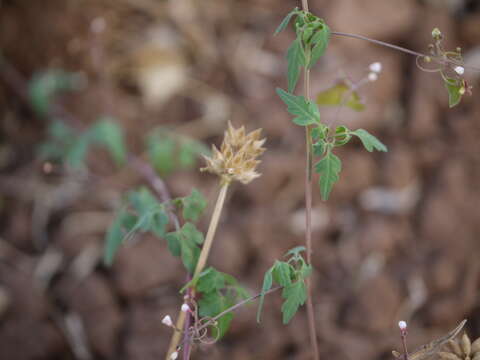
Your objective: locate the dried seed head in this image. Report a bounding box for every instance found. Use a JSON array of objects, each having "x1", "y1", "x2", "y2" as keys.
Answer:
[
  {"x1": 442, "y1": 333, "x2": 480, "y2": 360},
  {"x1": 201, "y1": 122, "x2": 266, "y2": 185}
]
